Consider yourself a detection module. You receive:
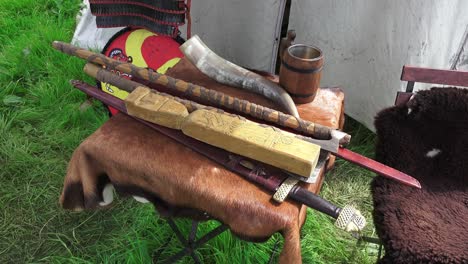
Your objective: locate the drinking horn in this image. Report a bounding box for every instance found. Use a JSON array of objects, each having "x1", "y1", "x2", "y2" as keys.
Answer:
[{"x1": 180, "y1": 35, "x2": 300, "y2": 118}]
